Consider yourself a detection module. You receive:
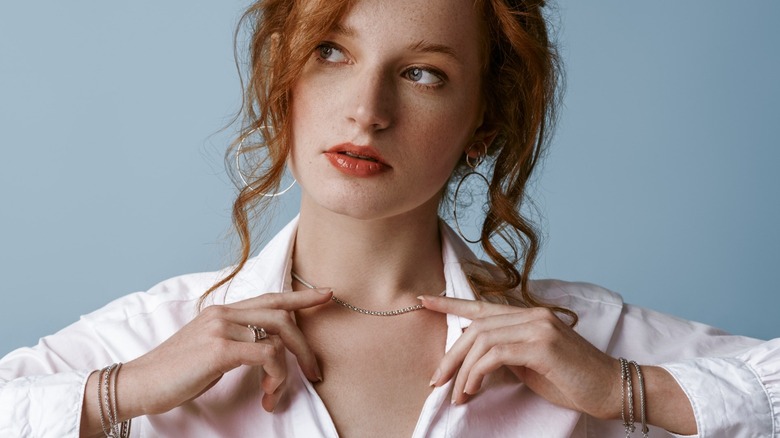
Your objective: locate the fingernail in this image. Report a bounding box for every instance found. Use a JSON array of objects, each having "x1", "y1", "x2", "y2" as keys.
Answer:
[
  {"x1": 314, "y1": 287, "x2": 332, "y2": 295},
  {"x1": 417, "y1": 295, "x2": 425, "y2": 300},
  {"x1": 429, "y1": 369, "x2": 441, "y2": 387}
]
